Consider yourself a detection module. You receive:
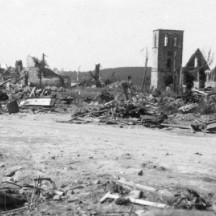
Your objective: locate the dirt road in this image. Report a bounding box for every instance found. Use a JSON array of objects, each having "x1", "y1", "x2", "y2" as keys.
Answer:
[{"x1": 0, "y1": 113, "x2": 216, "y2": 215}]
